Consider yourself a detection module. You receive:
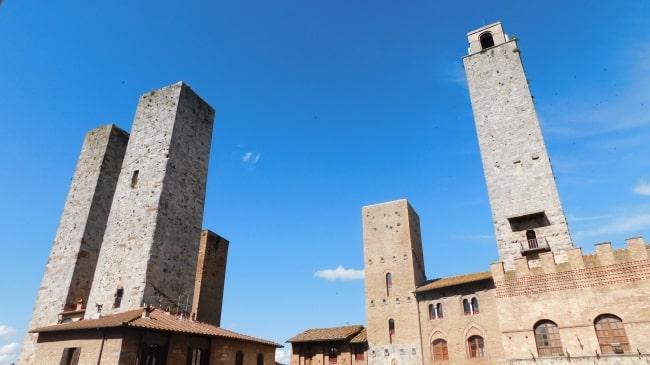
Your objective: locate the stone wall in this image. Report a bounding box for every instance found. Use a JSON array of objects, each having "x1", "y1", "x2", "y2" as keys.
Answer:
[
  {"x1": 417, "y1": 281, "x2": 504, "y2": 365},
  {"x1": 20, "y1": 125, "x2": 128, "y2": 365},
  {"x1": 462, "y1": 22, "x2": 572, "y2": 270},
  {"x1": 491, "y1": 237, "x2": 650, "y2": 362},
  {"x1": 363, "y1": 199, "x2": 426, "y2": 365},
  {"x1": 86, "y1": 82, "x2": 215, "y2": 317},
  {"x1": 193, "y1": 230, "x2": 229, "y2": 326}
]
